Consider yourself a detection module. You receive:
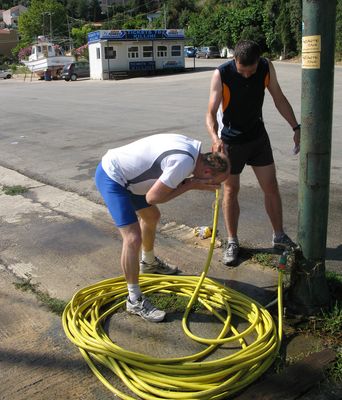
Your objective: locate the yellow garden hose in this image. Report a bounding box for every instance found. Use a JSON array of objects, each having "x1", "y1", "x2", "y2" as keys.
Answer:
[{"x1": 62, "y1": 190, "x2": 284, "y2": 399}]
